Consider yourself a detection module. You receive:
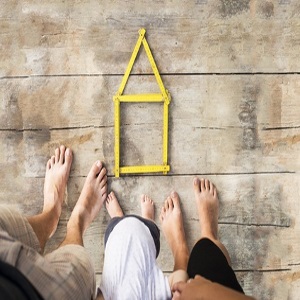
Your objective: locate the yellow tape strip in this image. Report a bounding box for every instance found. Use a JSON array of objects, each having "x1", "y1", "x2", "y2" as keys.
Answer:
[
  {"x1": 120, "y1": 165, "x2": 170, "y2": 174},
  {"x1": 118, "y1": 94, "x2": 164, "y2": 102}
]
